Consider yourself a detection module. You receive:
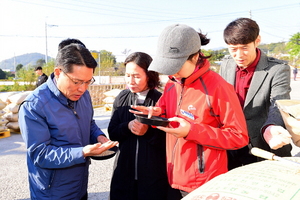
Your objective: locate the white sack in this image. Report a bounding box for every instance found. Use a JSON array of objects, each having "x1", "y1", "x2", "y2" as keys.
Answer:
[
  {"x1": 3, "y1": 112, "x2": 18, "y2": 122},
  {"x1": 8, "y1": 91, "x2": 32, "y2": 104},
  {"x1": 183, "y1": 157, "x2": 300, "y2": 200},
  {"x1": 103, "y1": 89, "x2": 122, "y2": 97},
  {"x1": 276, "y1": 99, "x2": 300, "y2": 147}
]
